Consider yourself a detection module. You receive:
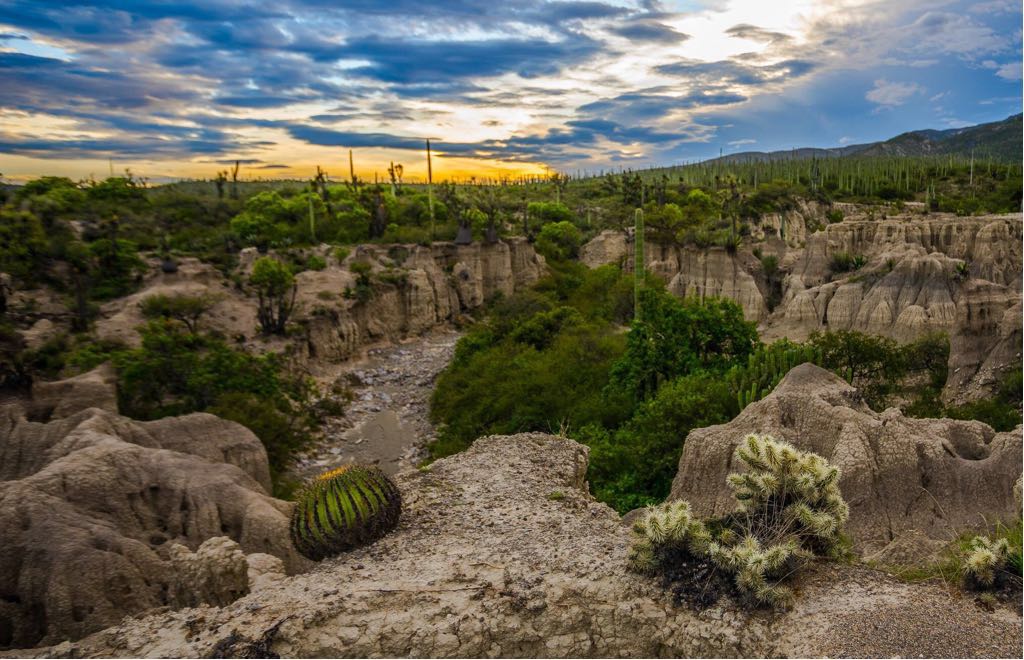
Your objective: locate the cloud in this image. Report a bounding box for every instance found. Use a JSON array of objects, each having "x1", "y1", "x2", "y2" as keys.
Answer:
[
  {"x1": 0, "y1": 0, "x2": 1020, "y2": 173},
  {"x1": 996, "y1": 61, "x2": 1023, "y2": 80},
  {"x1": 724, "y1": 23, "x2": 791, "y2": 44},
  {"x1": 865, "y1": 79, "x2": 924, "y2": 109},
  {"x1": 609, "y1": 19, "x2": 689, "y2": 44},
  {"x1": 338, "y1": 35, "x2": 601, "y2": 83}
]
